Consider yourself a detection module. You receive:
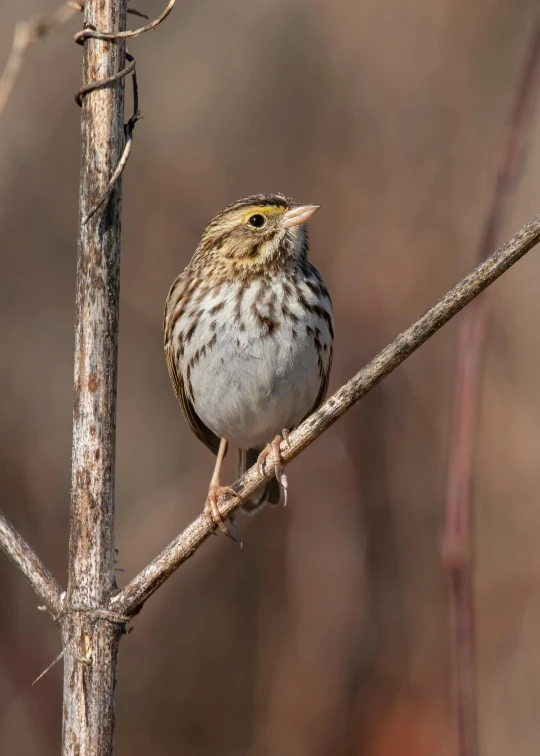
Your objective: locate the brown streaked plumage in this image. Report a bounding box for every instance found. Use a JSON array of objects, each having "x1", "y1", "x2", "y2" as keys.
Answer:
[{"x1": 164, "y1": 193, "x2": 333, "y2": 538}]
